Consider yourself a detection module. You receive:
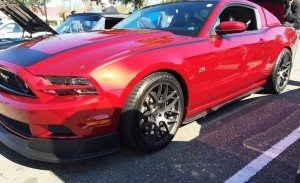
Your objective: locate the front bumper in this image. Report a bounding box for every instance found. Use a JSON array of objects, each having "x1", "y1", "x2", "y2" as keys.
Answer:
[
  {"x1": 0, "y1": 124, "x2": 120, "y2": 163},
  {"x1": 0, "y1": 87, "x2": 121, "y2": 162},
  {"x1": 0, "y1": 60, "x2": 122, "y2": 162}
]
